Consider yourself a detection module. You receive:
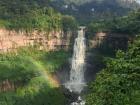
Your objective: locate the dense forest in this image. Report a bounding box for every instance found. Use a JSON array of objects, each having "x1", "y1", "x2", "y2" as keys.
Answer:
[
  {"x1": 87, "y1": 10, "x2": 140, "y2": 37},
  {"x1": 0, "y1": 47, "x2": 70, "y2": 105},
  {"x1": 0, "y1": 0, "x2": 77, "y2": 32},
  {"x1": 0, "y1": 0, "x2": 140, "y2": 105},
  {"x1": 51, "y1": 0, "x2": 139, "y2": 23},
  {"x1": 86, "y1": 9, "x2": 140, "y2": 105},
  {"x1": 86, "y1": 36, "x2": 140, "y2": 105}
]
